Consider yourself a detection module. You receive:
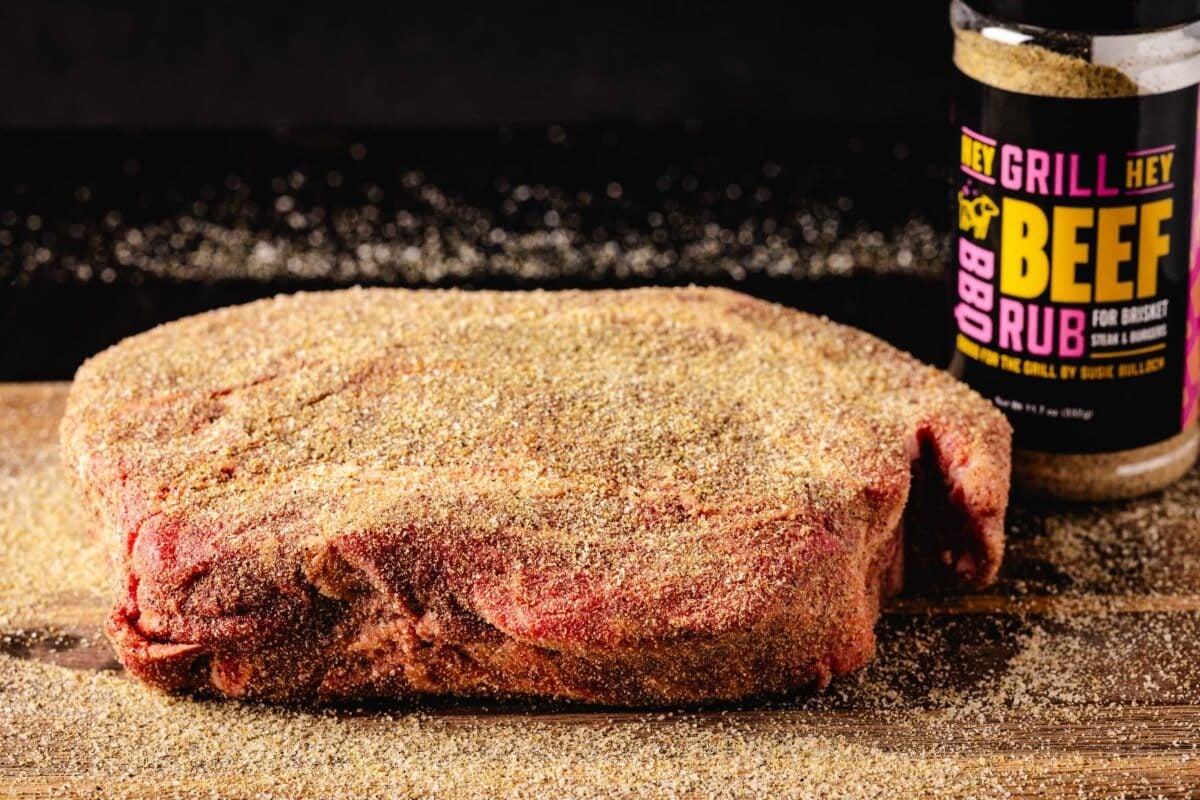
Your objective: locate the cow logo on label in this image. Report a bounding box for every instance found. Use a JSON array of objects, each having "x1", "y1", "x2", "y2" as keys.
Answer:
[{"x1": 958, "y1": 190, "x2": 1000, "y2": 240}]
